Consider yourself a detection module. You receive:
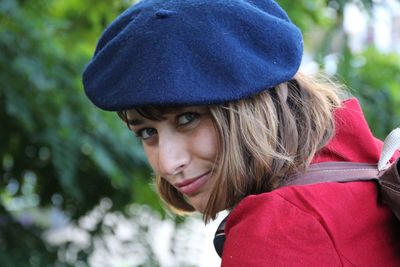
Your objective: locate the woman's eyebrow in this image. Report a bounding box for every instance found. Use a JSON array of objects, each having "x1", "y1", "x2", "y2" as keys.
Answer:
[{"x1": 127, "y1": 118, "x2": 144, "y2": 126}]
